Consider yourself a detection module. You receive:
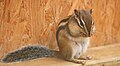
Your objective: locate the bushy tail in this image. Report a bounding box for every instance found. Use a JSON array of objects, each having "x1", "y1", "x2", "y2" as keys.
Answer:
[{"x1": 1, "y1": 45, "x2": 55, "y2": 63}]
